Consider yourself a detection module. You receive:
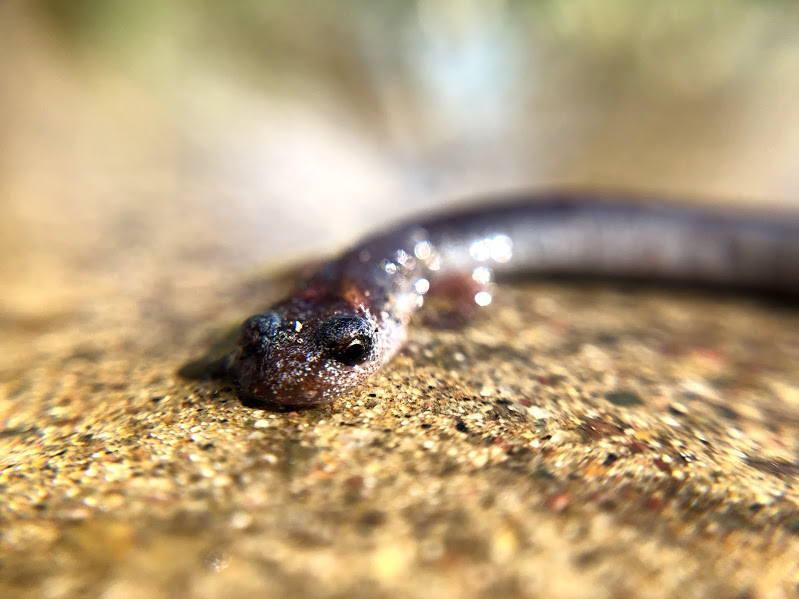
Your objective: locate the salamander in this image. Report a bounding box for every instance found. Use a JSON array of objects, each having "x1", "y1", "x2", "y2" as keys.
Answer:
[{"x1": 222, "y1": 192, "x2": 799, "y2": 407}]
